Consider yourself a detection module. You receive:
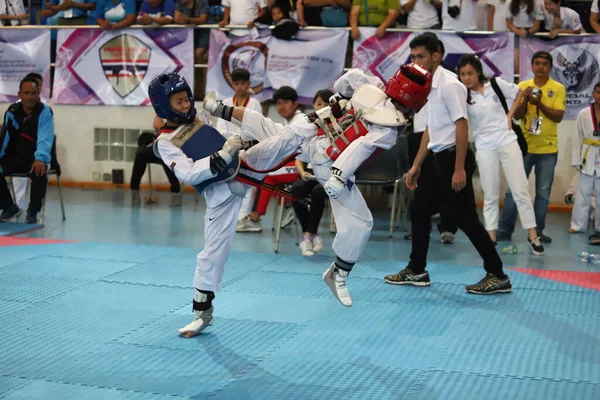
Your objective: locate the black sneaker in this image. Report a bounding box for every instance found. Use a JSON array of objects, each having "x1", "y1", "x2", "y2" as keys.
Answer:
[
  {"x1": 25, "y1": 212, "x2": 37, "y2": 224},
  {"x1": 466, "y1": 273, "x2": 512, "y2": 295},
  {"x1": 384, "y1": 267, "x2": 431, "y2": 287},
  {"x1": 0, "y1": 205, "x2": 20, "y2": 222},
  {"x1": 527, "y1": 237, "x2": 544, "y2": 256},
  {"x1": 537, "y1": 232, "x2": 552, "y2": 243},
  {"x1": 495, "y1": 230, "x2": 512, "y2": 241},
  {"x1": 589, "y1": 233, "x2": 600, "y2": 245},
  {"x1": 404, "y1": 232, "x2": 412, "y2": 241}
]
